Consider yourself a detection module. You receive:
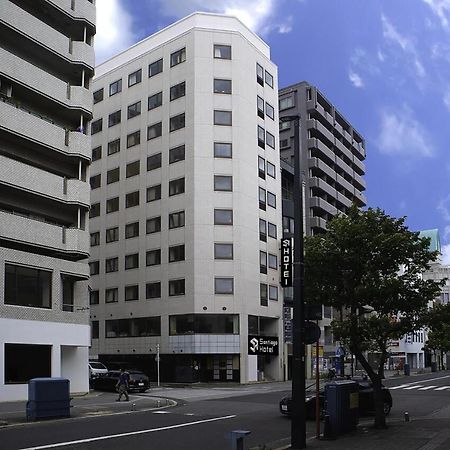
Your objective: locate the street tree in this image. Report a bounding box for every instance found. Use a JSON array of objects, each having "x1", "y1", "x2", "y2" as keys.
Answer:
[
  {"x1": 304, "y1": 205, "x2": 444, "y2": 428},
  {"x1": 424, "y1": 303, "x2": 450, "y2": 369}
]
